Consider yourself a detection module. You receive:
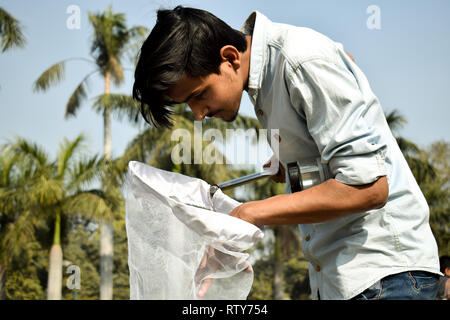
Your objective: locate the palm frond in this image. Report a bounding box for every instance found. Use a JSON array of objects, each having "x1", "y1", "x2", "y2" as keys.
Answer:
[
  {"x1": 405, "y1": 155, "x2": 437, "y2": 186},
  {"x1": 67, "y1": 81, "x2": 88, "y2": 116},
  {"x1": 27, "y1": 175, "x2": 64, "y2": 207},
  {"x1": 12, "y1": 137, "x2": 52, "y2": 171},
  {"x1": 0, "y1": 7, "x2": 26, "y2": 52},
  {"x1": 88, "y1": 6, "x2": 129, "y2": 74},
  {"x1": 65, "y1": 70, "x2": 99, "y2": 118},
  {"x1": 0, "y1": 144, "x2": 19, "y2": 187},
  {"x1": 92, "y1": 93, "x2": 143, "y2": 126},
  {"x1": 126, "y1": 25, "x2": 149, "y2": 65},
  {"x1": 0, "y1": 211, "x2": 35, "y2": 266},
  {"x1": 385, "y1": 109, "x2": 407, "y2": 133},
  {"x1": 66, "y1": 154, "x2": 105, "y2": 192},
  {"x1": 128, "y1": 25, "x2": 148, "y2": 40},
  {"x1": 63, "y1": 189, "x2": 114, "y2": 222},
  {"x1": 396, "y1": 137, "x2": 420, "y2": 156},
  {"x1": 33, "y1": 61, "x2": 66, "y2": 92},
  {"x1": 57, "y1": 134, "x2": 86, "y2": 179}
]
